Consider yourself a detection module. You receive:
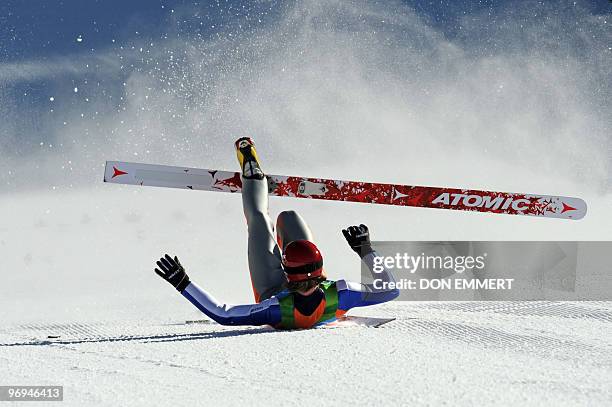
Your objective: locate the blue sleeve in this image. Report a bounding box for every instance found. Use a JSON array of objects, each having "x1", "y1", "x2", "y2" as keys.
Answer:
[
  {"x1": 337, "y1": 251, "x2": 400, "y2": 311},
  {"x1": 337, "y1": 280, "x2": 400, "y2": 310},
  {"x1": 182, "y1": 282, "x2": 281, "y2": 326}
]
